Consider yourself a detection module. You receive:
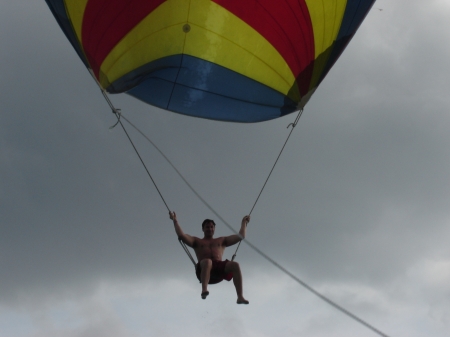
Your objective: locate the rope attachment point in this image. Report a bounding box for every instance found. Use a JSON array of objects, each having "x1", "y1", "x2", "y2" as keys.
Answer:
[
  {"x1": 109, "y1": 108, "x2": 122, "y2": 129},
  {"x1": 287, "y1": 109, "x2": 303, "y2": 129}
]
